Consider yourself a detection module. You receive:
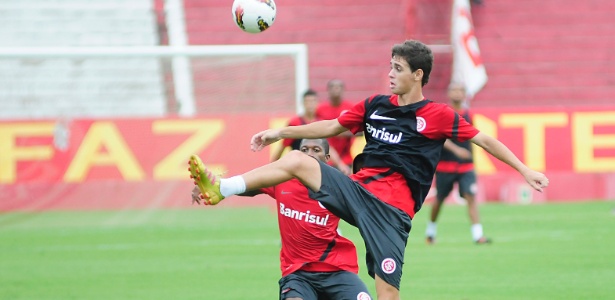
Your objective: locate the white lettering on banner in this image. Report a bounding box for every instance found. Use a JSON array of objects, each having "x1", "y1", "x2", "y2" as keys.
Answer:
[
  {"x1": 279, "y1": 203, "x2": 330, "y2": 226},
  {"x1": 365, "y1": 123, "x2": 402, "y2": 144}
]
